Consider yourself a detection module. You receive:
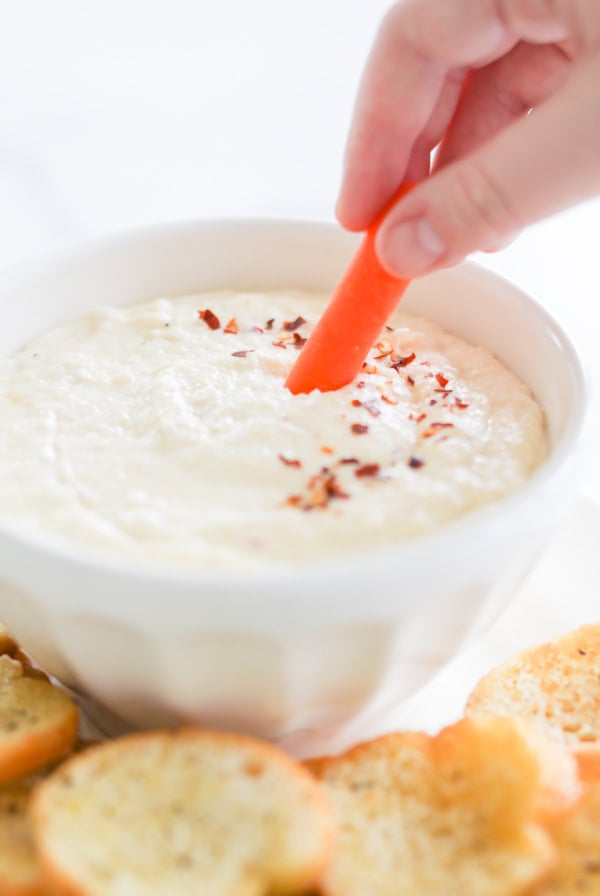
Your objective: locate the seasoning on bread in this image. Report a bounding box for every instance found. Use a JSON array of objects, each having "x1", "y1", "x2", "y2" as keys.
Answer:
[
  {"x1": 466, "y1": 624, "x2": 600, "y2": 749},
  {"x1": 0, "y1": 655, "x2": 78, "y2": 783},
  {"x1": 31, "y1": 728, "x2": 334, "y2": 896},
  {"x1": 307, "y1": 716, "x2": 580, "y2": 896}
]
